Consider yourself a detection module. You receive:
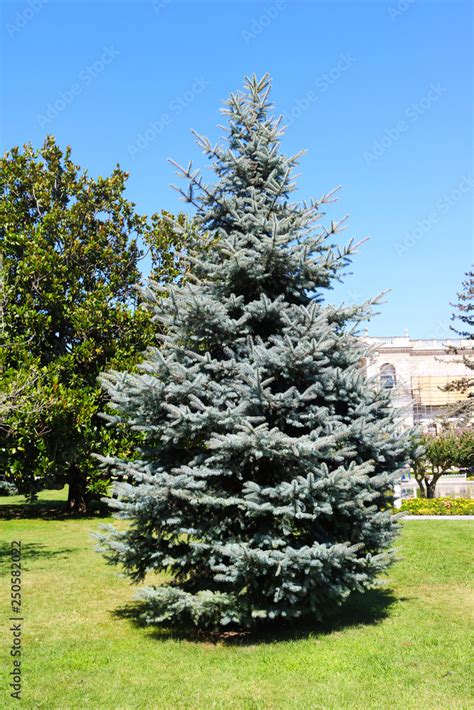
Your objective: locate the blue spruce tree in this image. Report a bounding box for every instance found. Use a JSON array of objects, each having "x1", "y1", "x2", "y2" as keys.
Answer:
[{"x1": 98, "y1": 74, "x2": 408, "y2": 629}]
